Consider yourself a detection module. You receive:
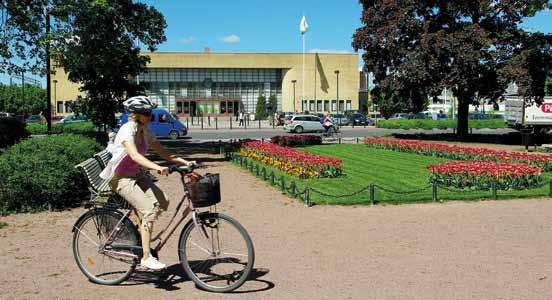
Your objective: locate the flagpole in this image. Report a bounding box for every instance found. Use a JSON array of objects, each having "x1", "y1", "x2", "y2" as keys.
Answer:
[{"x1": 302, "y1": 33, "x2": 305, "y2": 113}]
